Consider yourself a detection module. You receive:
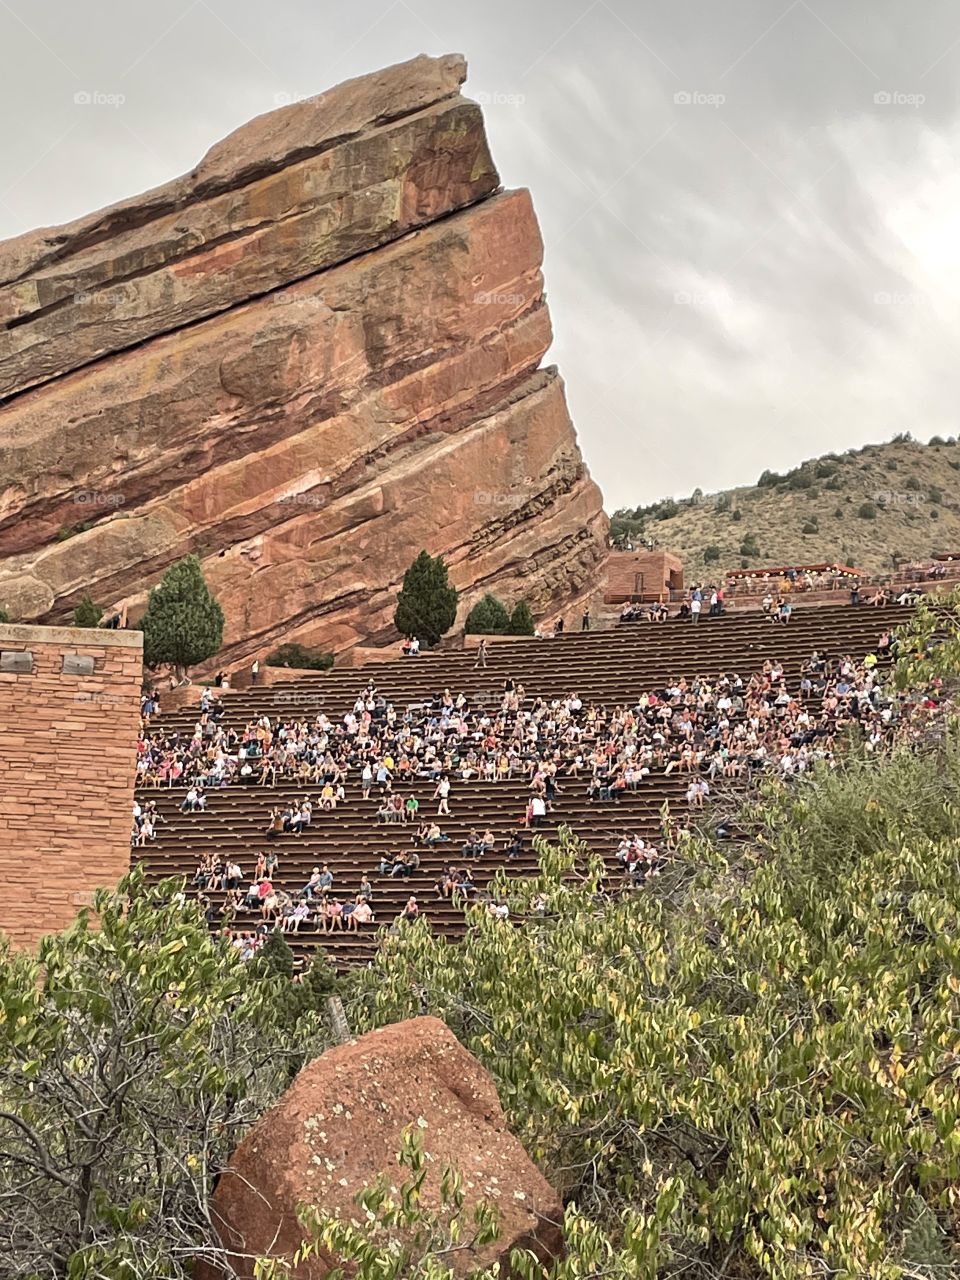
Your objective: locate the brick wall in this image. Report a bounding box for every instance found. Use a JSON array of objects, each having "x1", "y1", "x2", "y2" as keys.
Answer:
[{"x1": 0, "y1": 624, "x2": 142, "y2": 950}]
